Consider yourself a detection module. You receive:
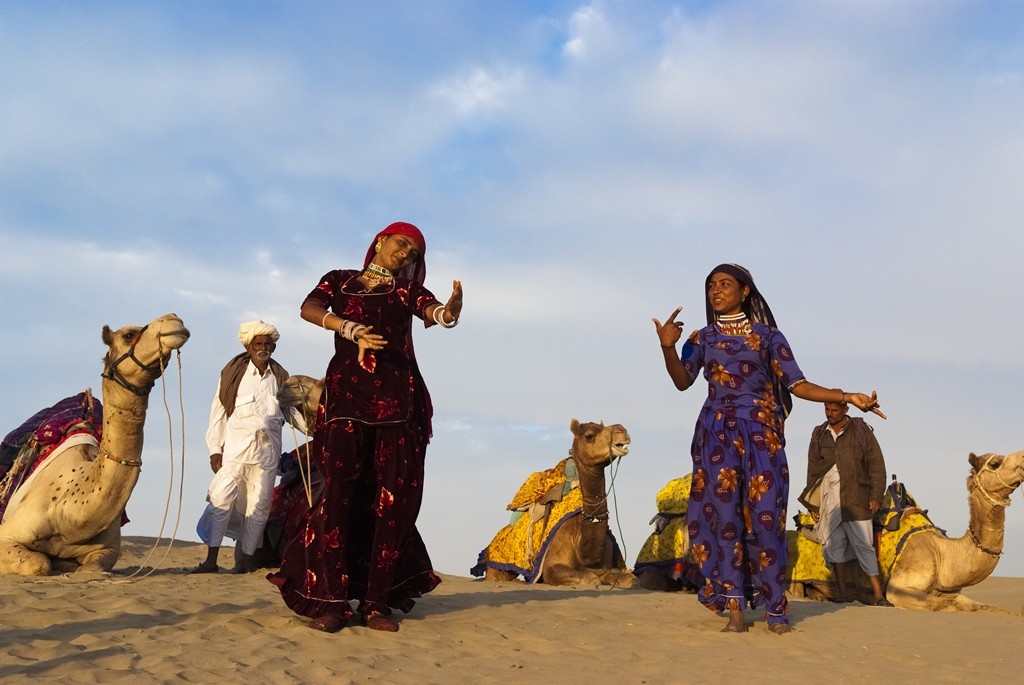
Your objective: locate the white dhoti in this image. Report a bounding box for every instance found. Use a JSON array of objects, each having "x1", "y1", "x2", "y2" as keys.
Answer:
[
  {"x1": 815, "y1": 465, "x2": 880, "y2": 576},
  {"x1": 197, "y1": 461, "x2": 277, "y2": 556}
]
